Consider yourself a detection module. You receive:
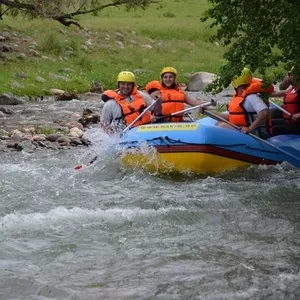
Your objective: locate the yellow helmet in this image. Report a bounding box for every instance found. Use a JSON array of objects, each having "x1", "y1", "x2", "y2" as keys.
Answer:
[
  {"x1": 232, "y1": 68, "x2": 253, "y2": 88},
  {"x1": 160, "y1": 67, "x2": 178, "y2": 79},
  {"x1": 117, "y1": 71, "x2": 136, "y2": 85}
]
